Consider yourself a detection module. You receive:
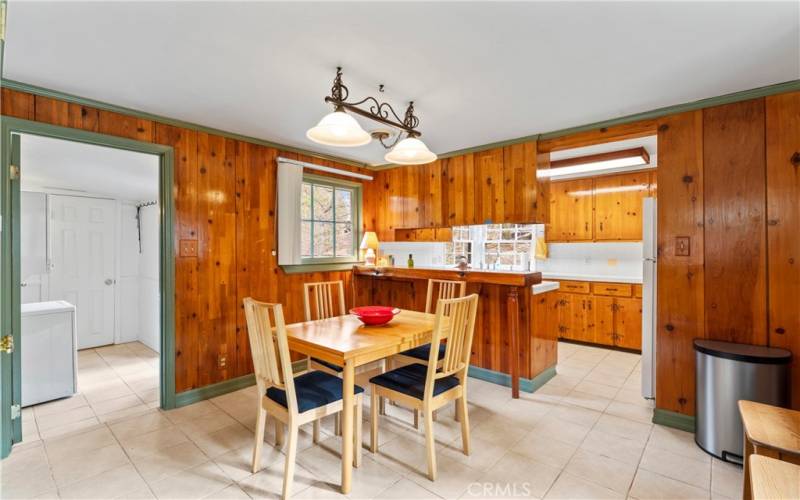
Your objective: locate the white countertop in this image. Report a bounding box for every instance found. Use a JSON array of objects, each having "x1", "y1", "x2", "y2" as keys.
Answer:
[
  {"x1": 532, "y1": 281, "x2": 560, "y2": 294},
  {"x1": 540, "y1": 272, "x2": 643, "y2": 284}
]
